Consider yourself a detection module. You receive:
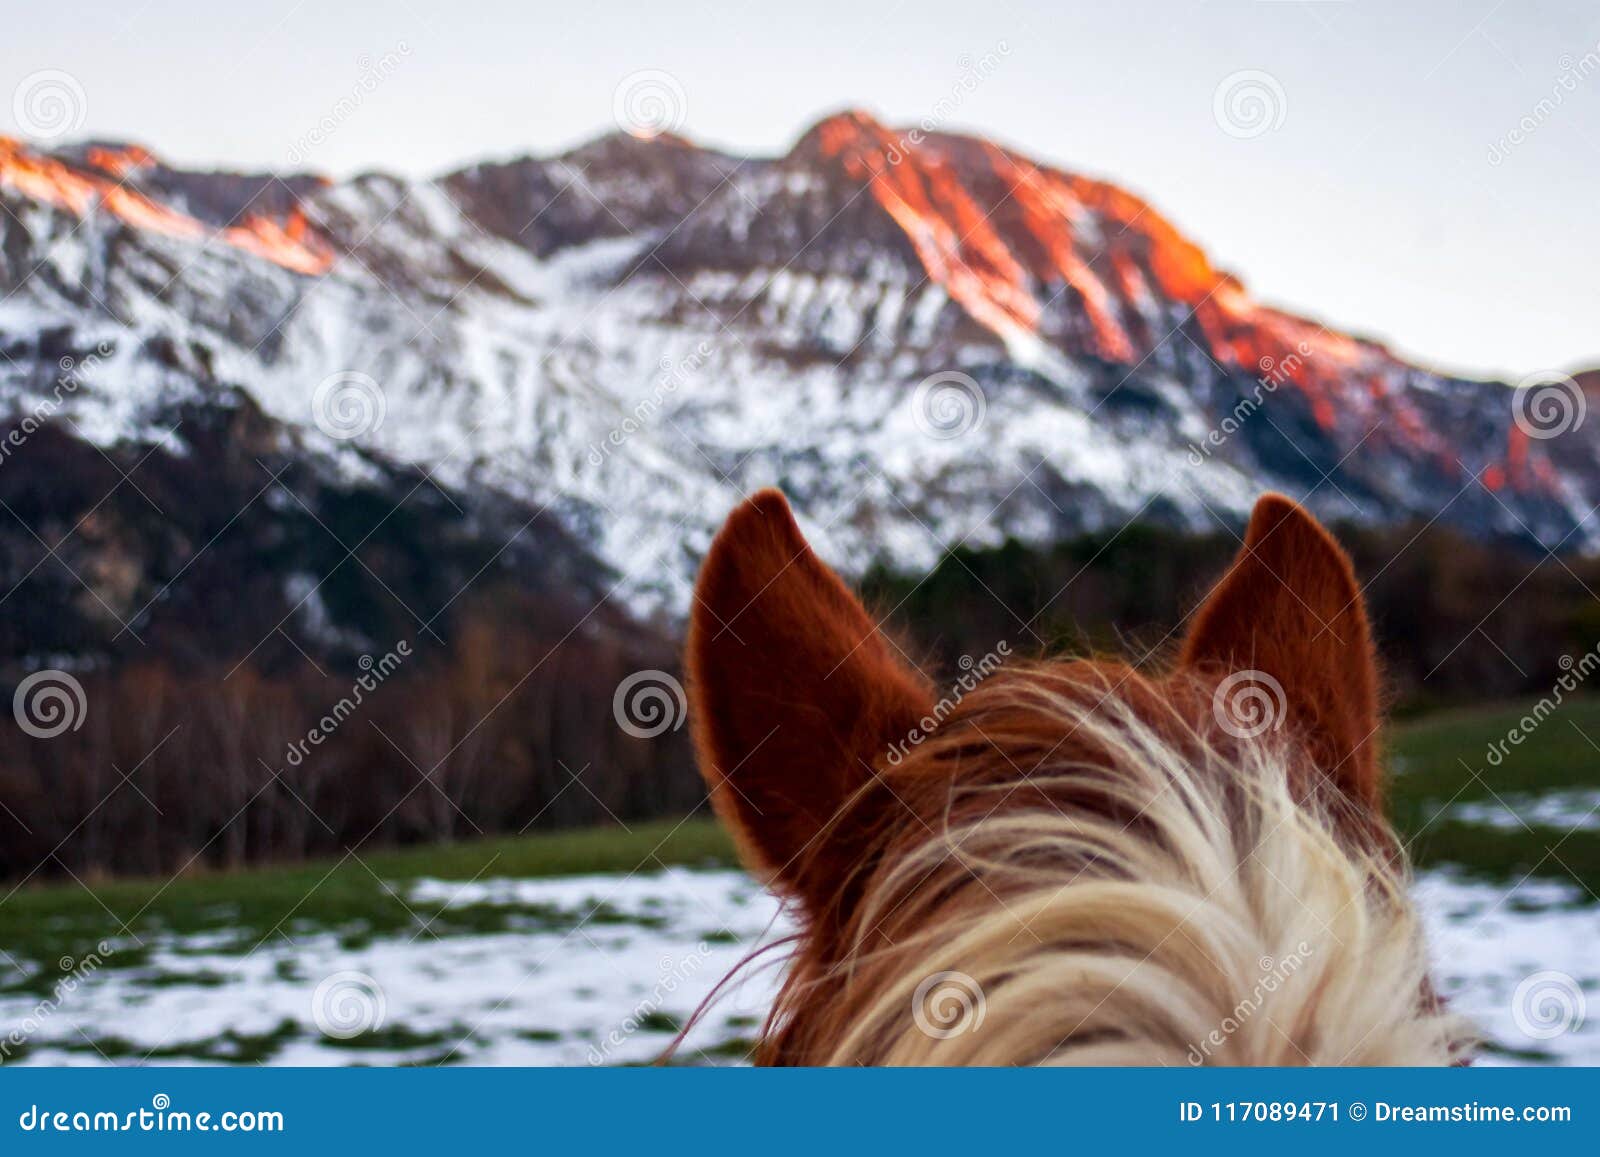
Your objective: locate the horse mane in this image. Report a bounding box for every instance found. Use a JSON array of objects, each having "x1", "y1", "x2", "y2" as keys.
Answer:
[
  {"x1": 748, "y1": 663, "x2": 1476, "y2": 1065},
  {"x1": 684, "y1": 489, "x2": 1475, "y2": 1066}
]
